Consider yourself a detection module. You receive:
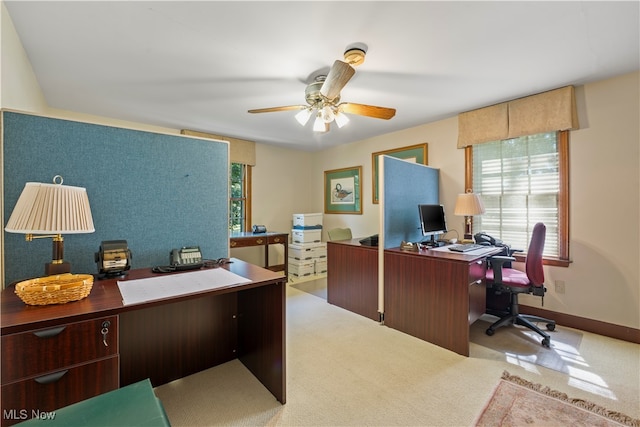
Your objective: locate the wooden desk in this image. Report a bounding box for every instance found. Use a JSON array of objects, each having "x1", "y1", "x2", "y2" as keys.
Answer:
[
  {"x1": 384, "y1": 246, "x2": 502, "y2": 356},
  {"x1": 327, "y1": 239, "x2": 501, "y2": 356},
  {"x1": 230, "y1": 231, "x2": 288, "y2": 277},
  {"x1": 327, "y1": 239, "x2": 379, "y2": 321},
  {"x1": 1, "y1": 259, "x2": 286, "y2": 426}
]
